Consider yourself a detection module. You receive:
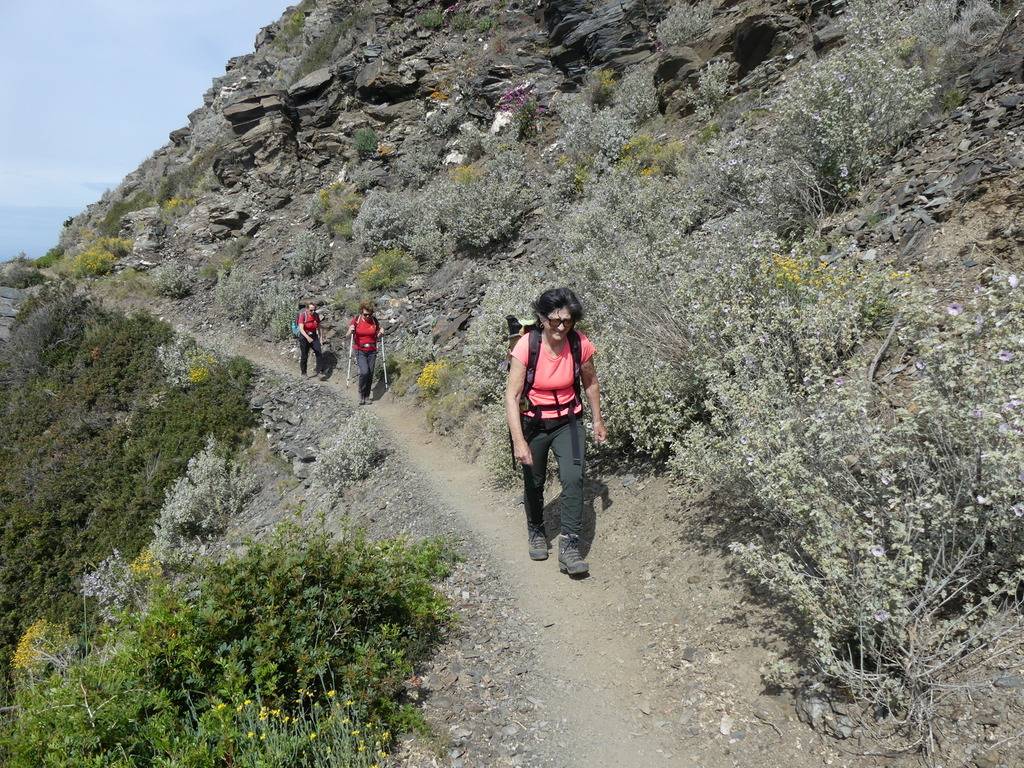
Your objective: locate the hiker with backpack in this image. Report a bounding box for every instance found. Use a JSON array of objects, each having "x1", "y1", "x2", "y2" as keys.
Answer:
[
  {"x1": 348, "y1": 300, "x2": 383, "y2": 405},
  {"x1": 505, "y1": 287, "x2": 607, "y2": 576},
  {"x1": 295, "y1": 300, "x2": 325, "y2": 380}
]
